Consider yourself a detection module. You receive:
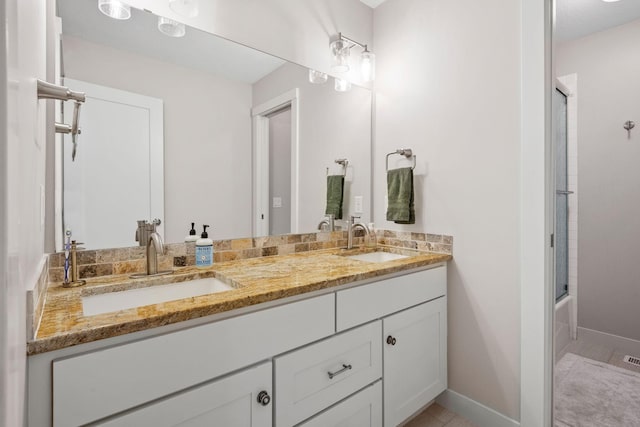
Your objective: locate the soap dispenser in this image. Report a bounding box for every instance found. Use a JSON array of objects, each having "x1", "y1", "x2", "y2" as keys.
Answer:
[
  {"x1": 185, "y1": 222, "x2": 198, "y2": 243},
  {"x1": 195, "y1": 225, "x2": 213, "y2": 268}
]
